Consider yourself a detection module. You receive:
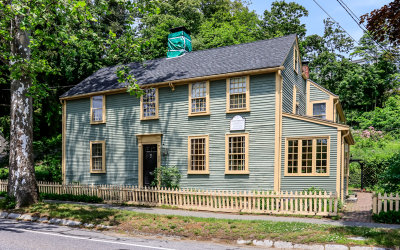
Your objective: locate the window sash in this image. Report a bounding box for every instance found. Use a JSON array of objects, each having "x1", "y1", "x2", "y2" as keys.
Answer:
[
  {"x1": 226, "y1": 134, "x2": 248, "y2": 173},
  {"x1": 228, "y1": 76, "x2": 249, "y2": 111},
  {"x1": 90, "y1": 141, "x2": 105, "y2": 173},
  {"x1": 141, "y1": 88, "x2": 158, "y2": 118},
  {"x1": 313, "y1": 103, "x2": 326, "y2": 119},
  {"x1": 191, "y1": 82, "x2": 207, "y2": 113},
  {"x1": 91, "y1": 95, "x2": 105, "y2": 123},
  {"x1": 188, "y1": 136, "x2": 209, "y2": 173},
  {"x1": 286, "y1": 138, "x2": 328, "y2": 175}
]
